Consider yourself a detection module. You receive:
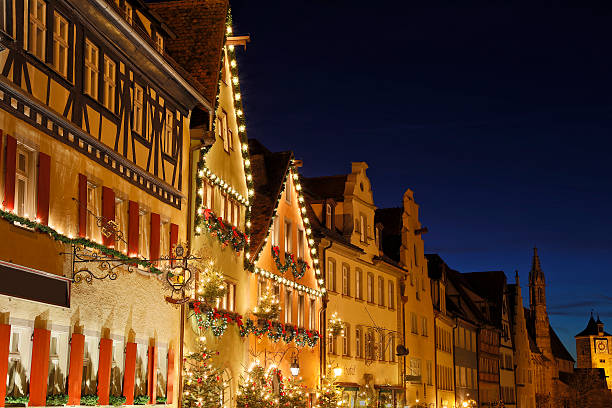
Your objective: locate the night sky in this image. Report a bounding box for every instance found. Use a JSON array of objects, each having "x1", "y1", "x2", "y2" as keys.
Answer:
[{"x1": 229, "y1": 1, "x2": 612, "y2": 357}]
